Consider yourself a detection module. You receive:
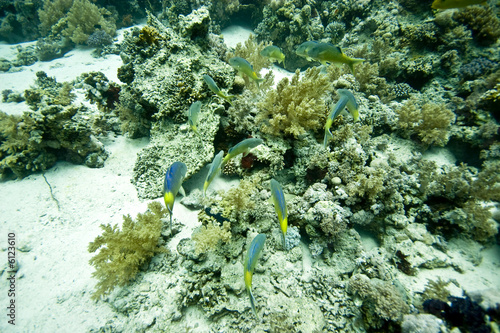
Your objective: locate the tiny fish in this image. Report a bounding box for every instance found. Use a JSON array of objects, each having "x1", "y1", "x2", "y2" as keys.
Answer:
[
  {"x1": 323, "y1": 89, "x2": 358, "y2": 148},
  {"x1": 295, "y1": 41, "x2": 319, "y2": 61},
  {"x1": 229, "y1": 57, "x2": 265, "y2": 89},
  {"x1": 222, "y1": 138, "x2": 263, "y2": 165},
  {"x1": 203, "y1": 150, "x2": 224, "y2": 196},
  {"x1": 164, "y1": 161, "x2": 187, "y2": 230},
  {"x1": 244, "y1": 233, "x2": 266, "y2": 318},
  {"x1": 260, "y1": 45, "x2": 285, "y2": 66},
  {"x1": 270, "y1": 179, "x2": 288, "y2": 250},
  {"x1": 432, "y1": 0, "x2": 486, "y2": 9},
  {"x1": 202, "y1": 74, "x2": 234, "y2": 105},
  {"x1": 306, "y1": 42, "x2": 364, "y2": 75},
  {"x1": 187, "y1": 101, "x2": 202, "y2": 135}
]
